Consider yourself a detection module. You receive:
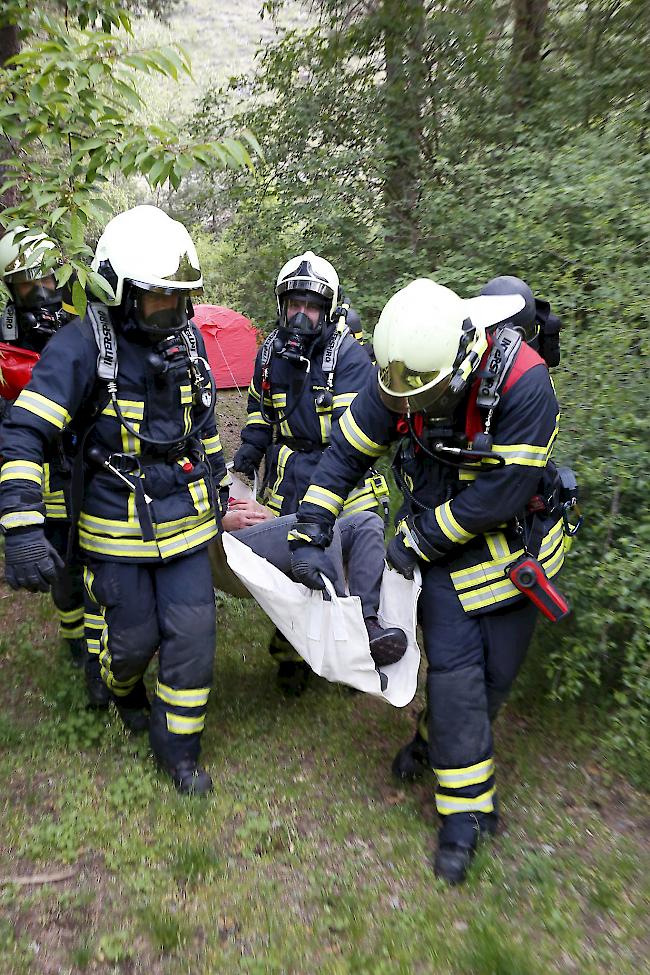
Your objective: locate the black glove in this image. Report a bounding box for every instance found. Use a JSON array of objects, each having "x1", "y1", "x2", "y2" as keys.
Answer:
[
  {"x1": 233, "y1": 443, "x2": 264, "y2": 478},
  {"x1": 218, "y1": 485, "x2": 230, "y2": 518},
  {"x1": 4, "y1": 527, "x2": 64, "y2": 592},
  {"x1": 386, "y1": 532, "x2": 420, "y2": 580},
  {"x1": 290, "y1": 543, "x2": 338, "y2": 591}
]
